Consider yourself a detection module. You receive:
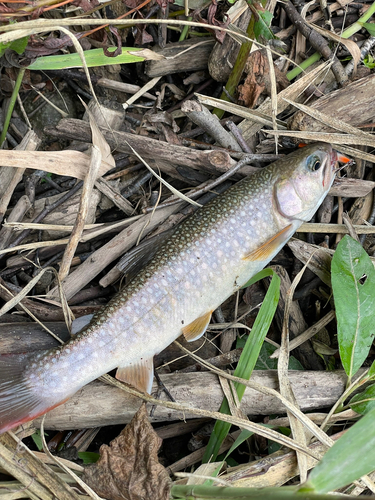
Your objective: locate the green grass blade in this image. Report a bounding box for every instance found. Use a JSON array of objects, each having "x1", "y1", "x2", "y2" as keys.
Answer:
[
  {"x1": 360, "y1": 22, "x2": 375, "y2": 36},
  {"x1": 299, "y1": 406, "x2": 375, "y2": 494},
  {"x1": 331, "y1": 235, "x2": 375, "y2": 380},
  {"x1": 202, "y1": 269, "x2": 280, "y2": 463},
  {"x1": 0, "y1": 67, "x2": 25, "y2": 147},
  {"x1": 170, "y1": 484, "x2": 373, "y2": 499},
  {"x1": 27, "y1": 47, "x2": 145, "y2": 71},
  {"x1": 171, "y1": 485, "x2": 297, "y2": 499}
]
